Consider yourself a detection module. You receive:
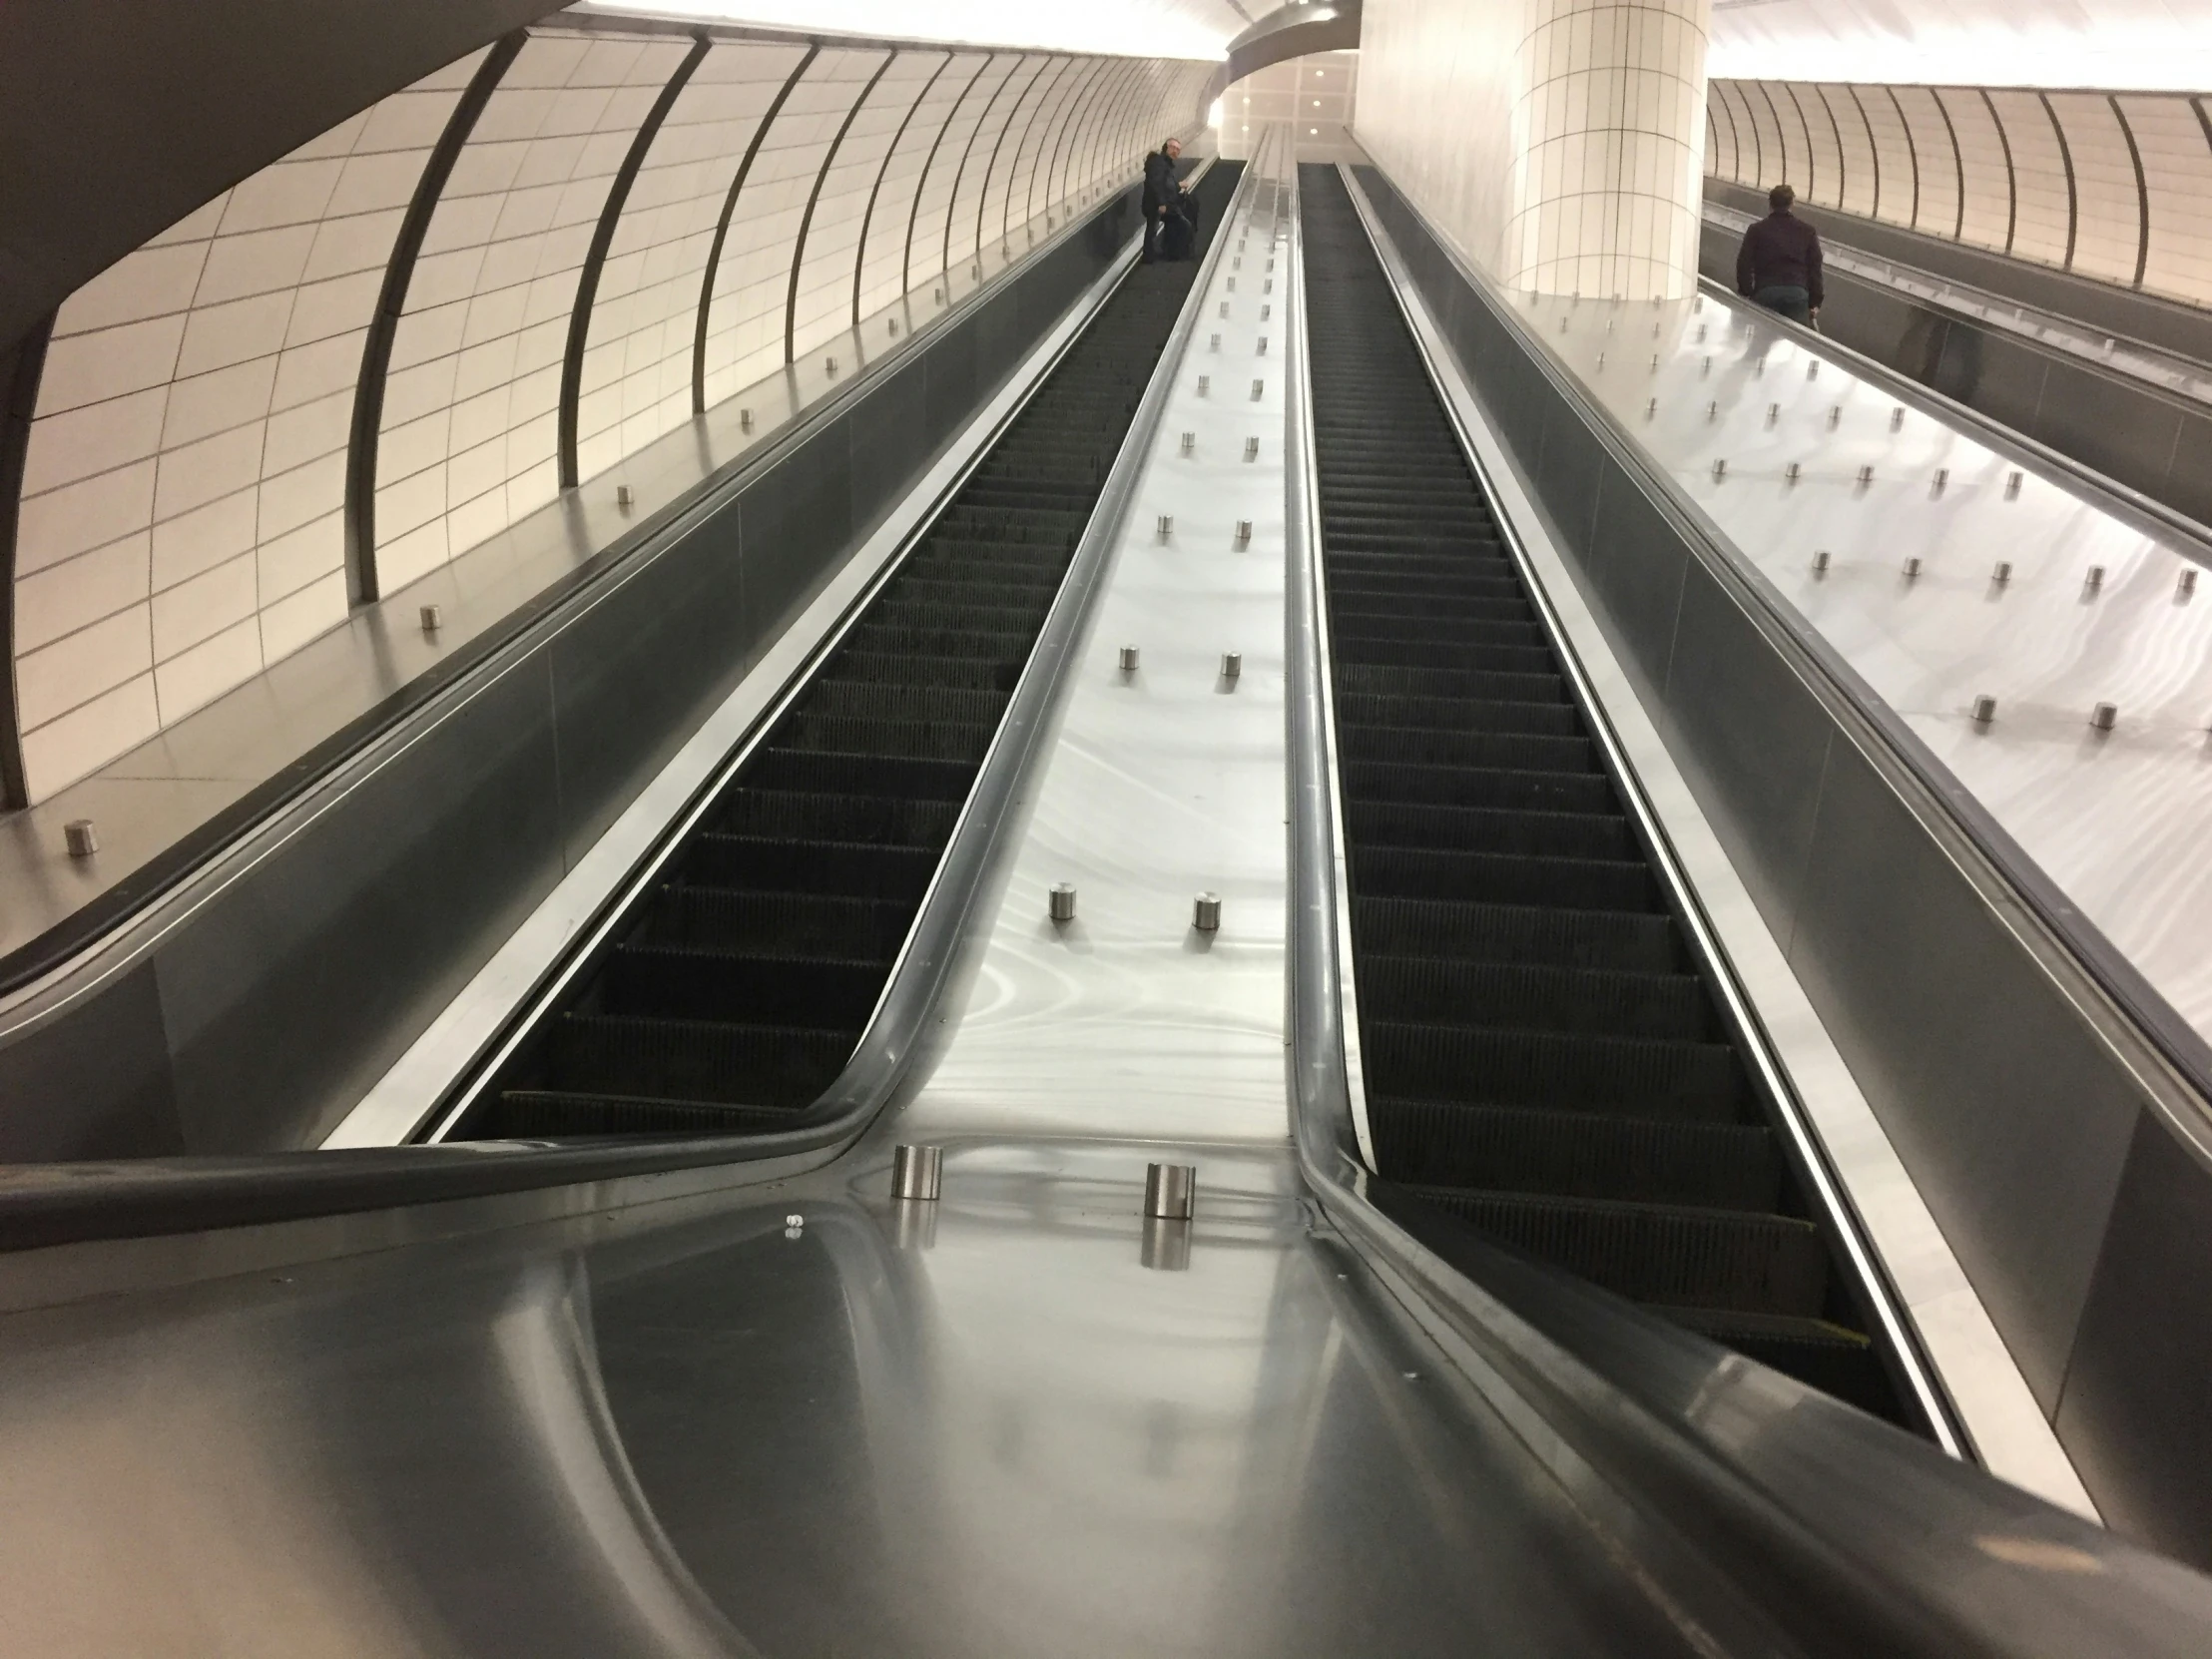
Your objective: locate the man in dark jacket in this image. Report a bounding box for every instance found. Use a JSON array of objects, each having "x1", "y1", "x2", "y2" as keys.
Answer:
[
  {"x1": 1143, "y1": 138, "x2": 1189, "y2": 263},
  {"x1": 1737, "y1": 185, "x2": 1823, "y2": 324}
]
